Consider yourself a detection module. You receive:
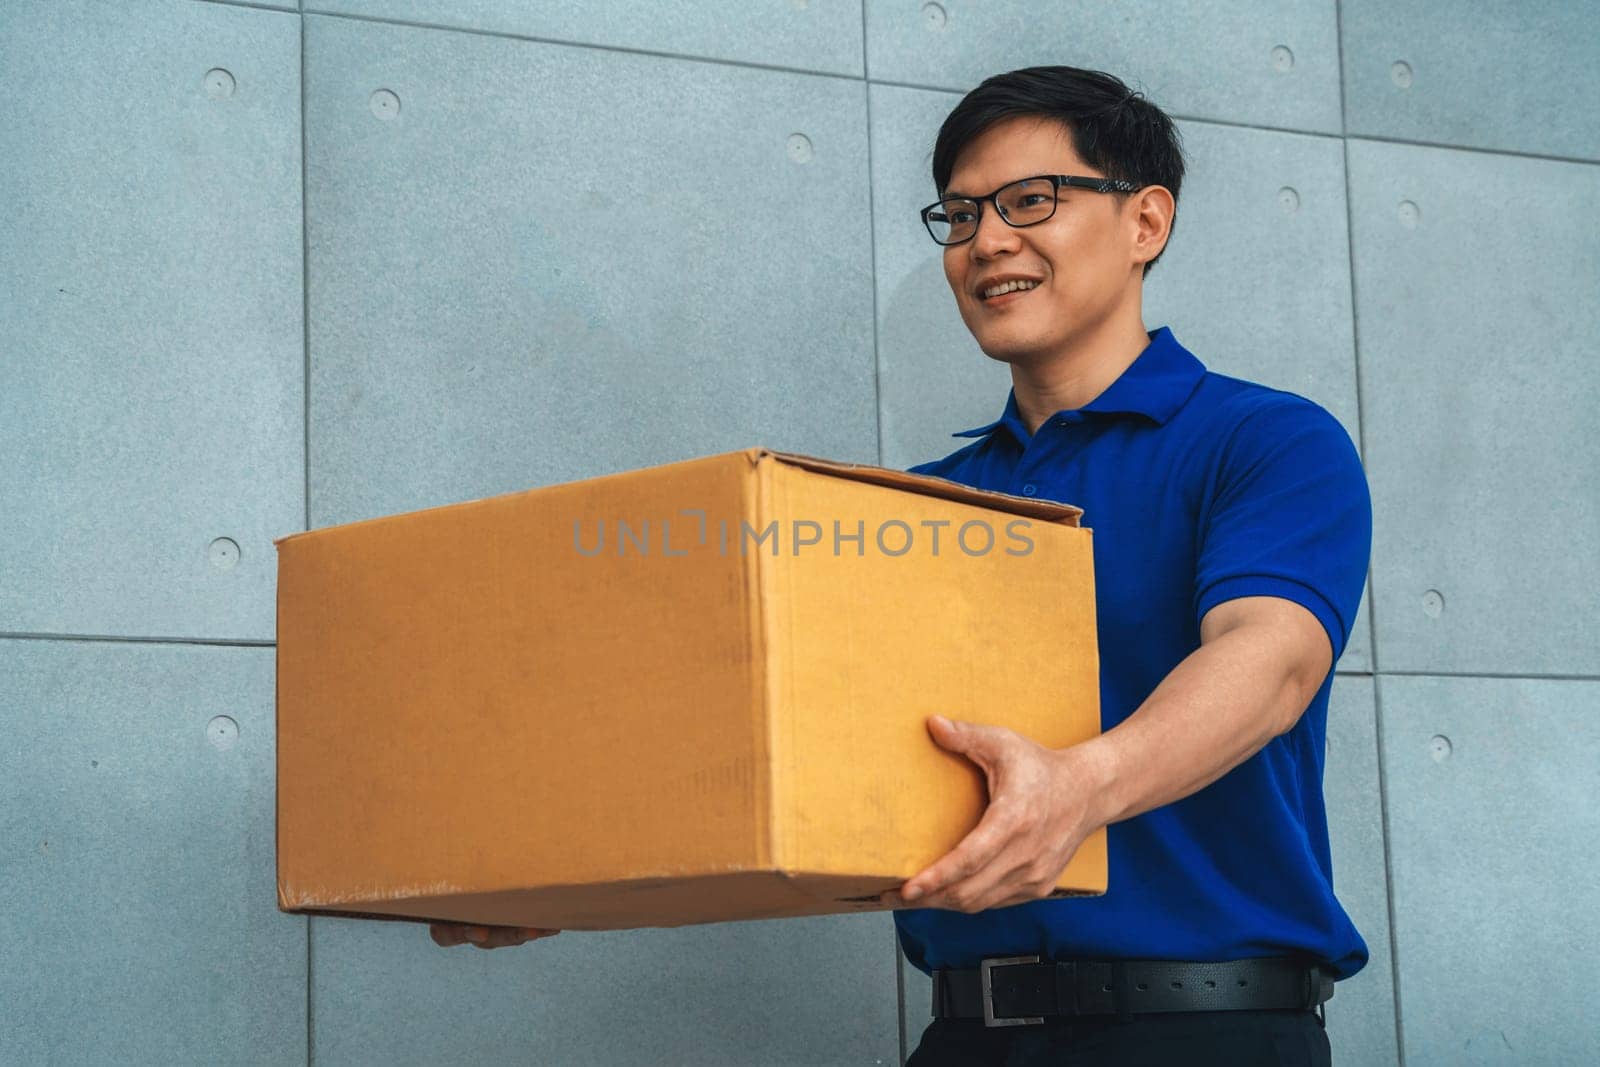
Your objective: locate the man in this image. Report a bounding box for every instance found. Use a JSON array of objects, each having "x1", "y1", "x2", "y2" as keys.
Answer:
[
  {"x1": 881, "y1": 66, "x2": 1369, "y2": 1065},
  {"x1": 433, "y1": 63, "x2": 1369, "y2": 1067}
]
